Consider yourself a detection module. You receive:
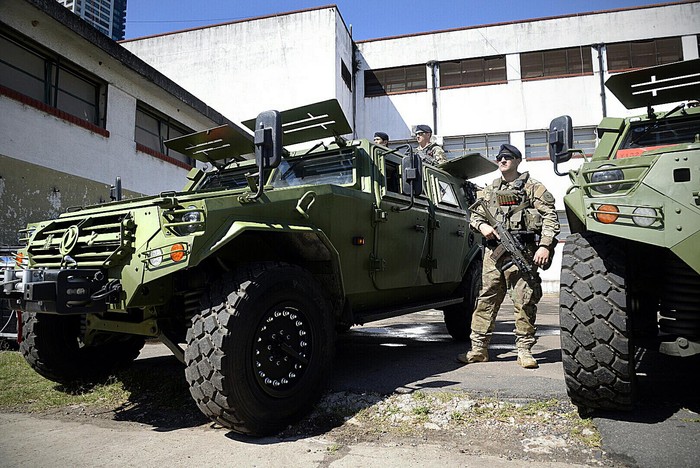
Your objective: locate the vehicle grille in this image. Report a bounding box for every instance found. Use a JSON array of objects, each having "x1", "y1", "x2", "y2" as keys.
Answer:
[{"x1": 27, "y1": 213, "x2": 135, "y2": 268}]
